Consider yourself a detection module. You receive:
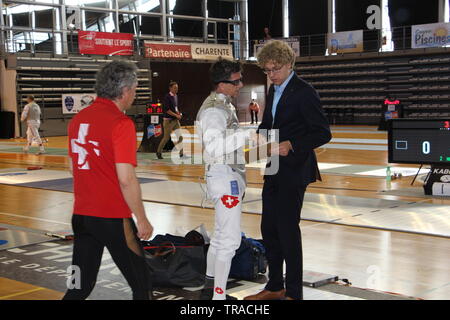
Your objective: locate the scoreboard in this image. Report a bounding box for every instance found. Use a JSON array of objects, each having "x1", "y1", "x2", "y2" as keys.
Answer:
[
  {"x1": 147, "y1": 102, "x2": 163, "y2": 114},
  {"x1": 388, "y1": 119, "x2": 450, "y2": 164},
  {"x1": 138, "y1": 102, "x2": 164, "y2": 153}
]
